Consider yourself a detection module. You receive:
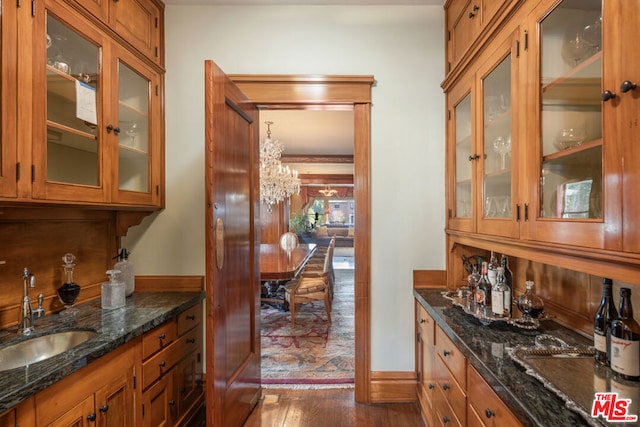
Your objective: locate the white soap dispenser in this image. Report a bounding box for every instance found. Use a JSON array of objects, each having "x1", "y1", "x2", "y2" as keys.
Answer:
[
  {"x1": 101, "y1": 269, "x2": 125, "y2": 309},
  {"x1": 114, "y1": 248, "x2": 135, "y2": 297}
]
